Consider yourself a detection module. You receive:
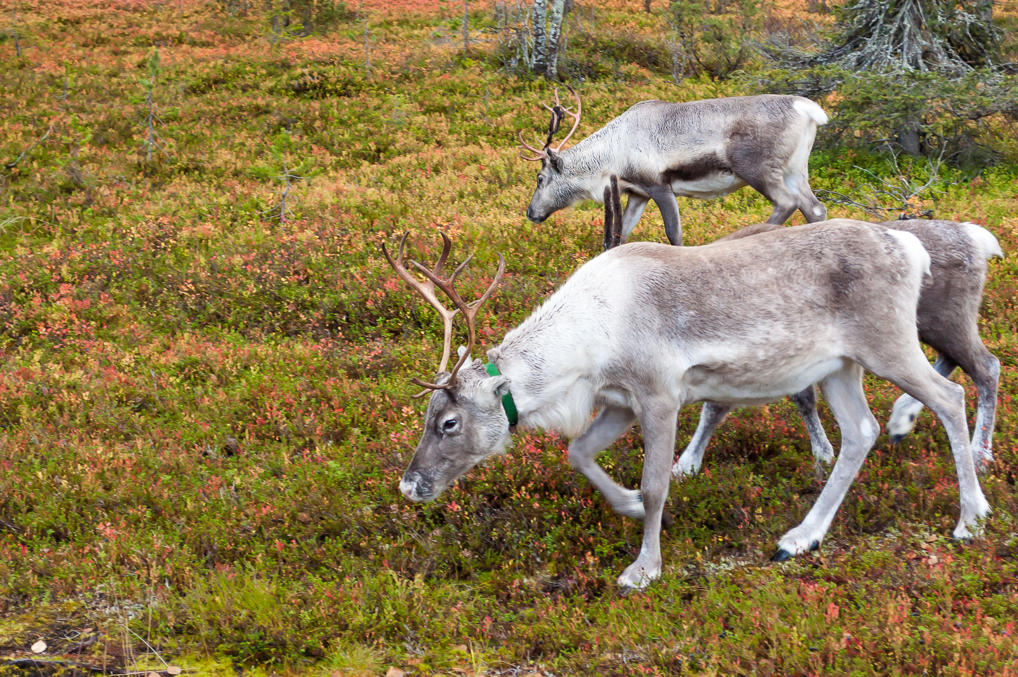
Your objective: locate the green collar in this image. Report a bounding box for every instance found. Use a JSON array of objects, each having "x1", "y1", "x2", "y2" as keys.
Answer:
[{"x1": 485, "y1": 362, "x2": 519, "y2": 428}]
